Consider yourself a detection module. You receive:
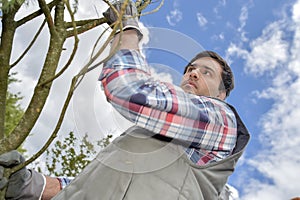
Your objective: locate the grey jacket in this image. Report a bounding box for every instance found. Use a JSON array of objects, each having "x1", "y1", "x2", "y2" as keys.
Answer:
[{"x1": 53, "y1": 105, "x2": 249, "y2": 200}]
